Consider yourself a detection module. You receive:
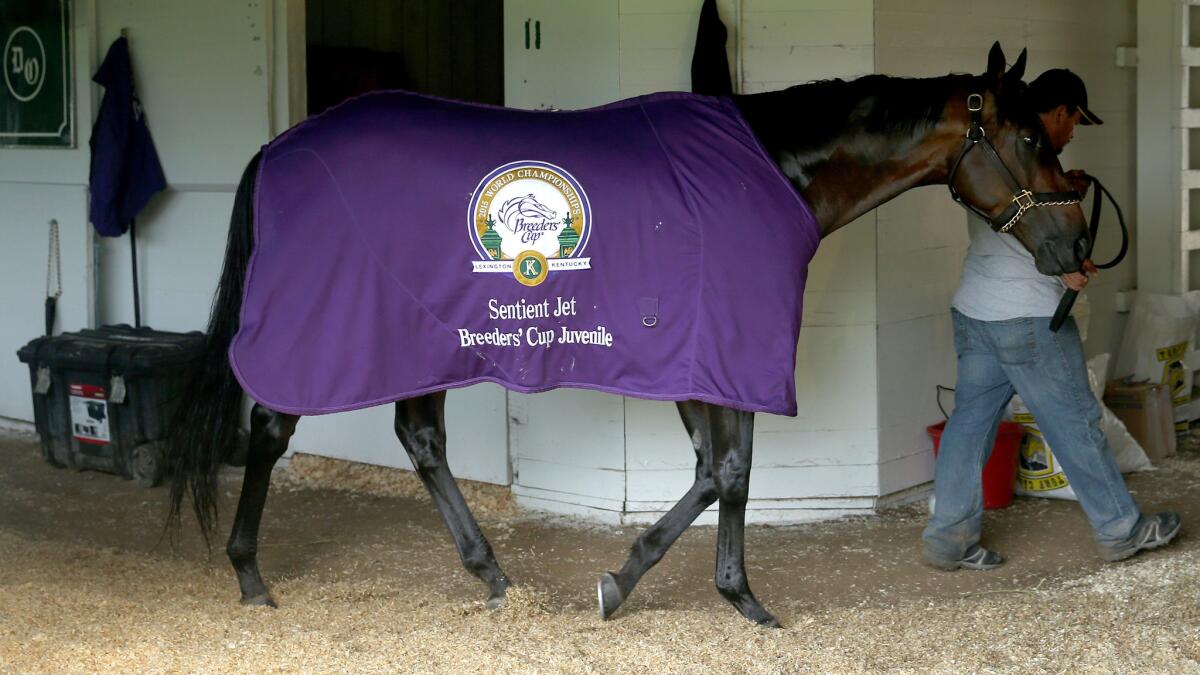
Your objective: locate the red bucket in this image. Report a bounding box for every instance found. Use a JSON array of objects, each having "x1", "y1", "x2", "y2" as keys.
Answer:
[{"x1": 927, "y1": 420, "x2": 1025, "y2": 510}]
